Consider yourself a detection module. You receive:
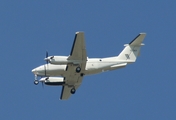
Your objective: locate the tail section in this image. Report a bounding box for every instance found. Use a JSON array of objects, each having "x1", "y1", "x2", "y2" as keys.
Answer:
[{"x1": 117, "y1": 33, "x2": 146, "y2": 63}]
